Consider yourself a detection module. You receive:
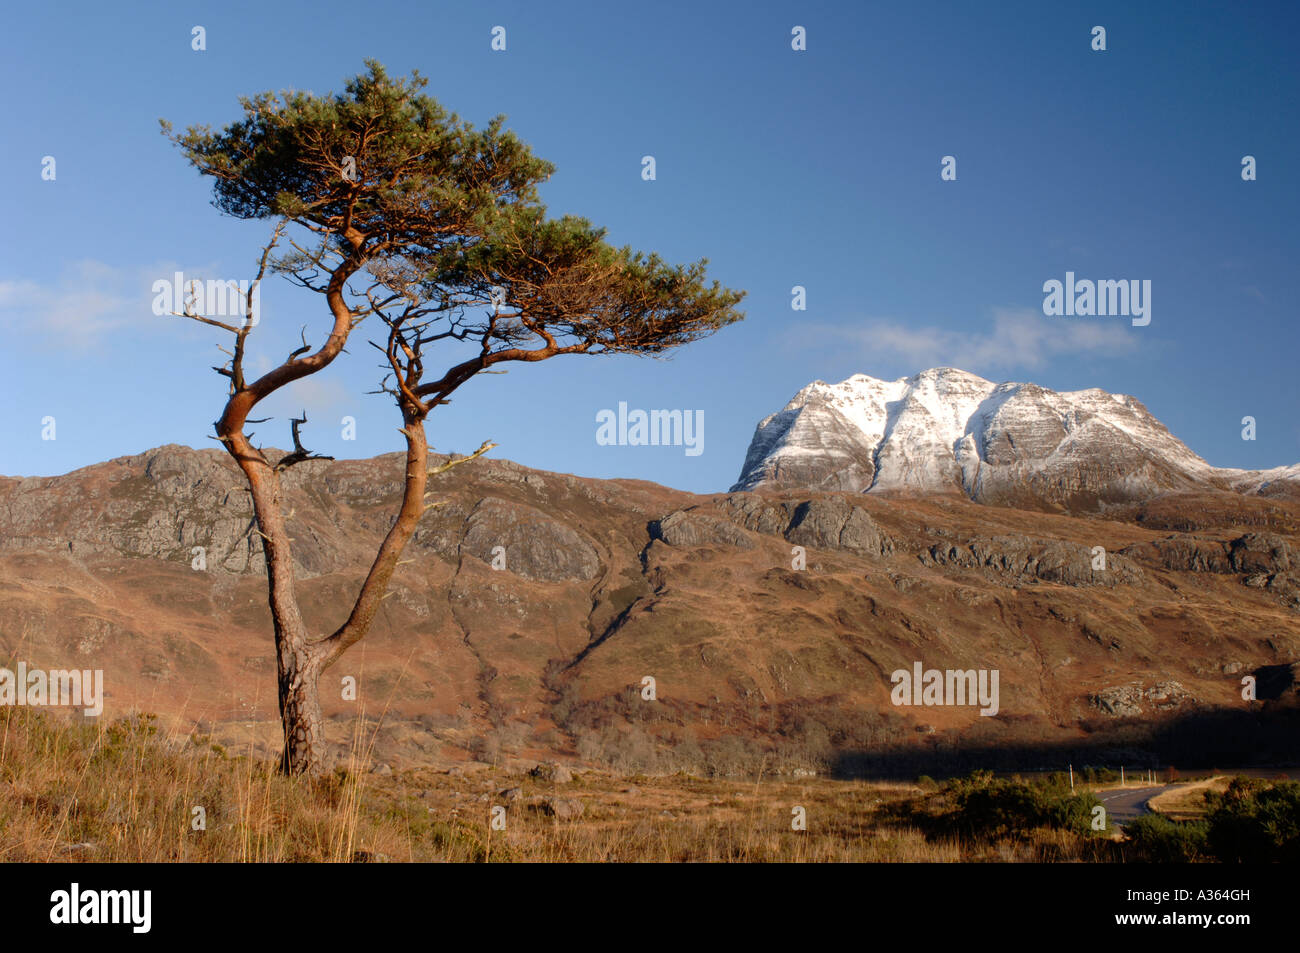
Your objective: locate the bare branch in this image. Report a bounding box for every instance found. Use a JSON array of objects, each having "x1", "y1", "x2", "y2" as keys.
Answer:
[
  {"x1": 173, "y1": 307, "x2": 241, "y2": 335},
  {"x1": 427, "y1": 440, "x2": 497, "y2": 477},
  {"x1": 275, "y1": 412, "x2": 335, "y2": 471},
  {"x1": 287, "y1": 325, "x2": 312, "y2": 361}
]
